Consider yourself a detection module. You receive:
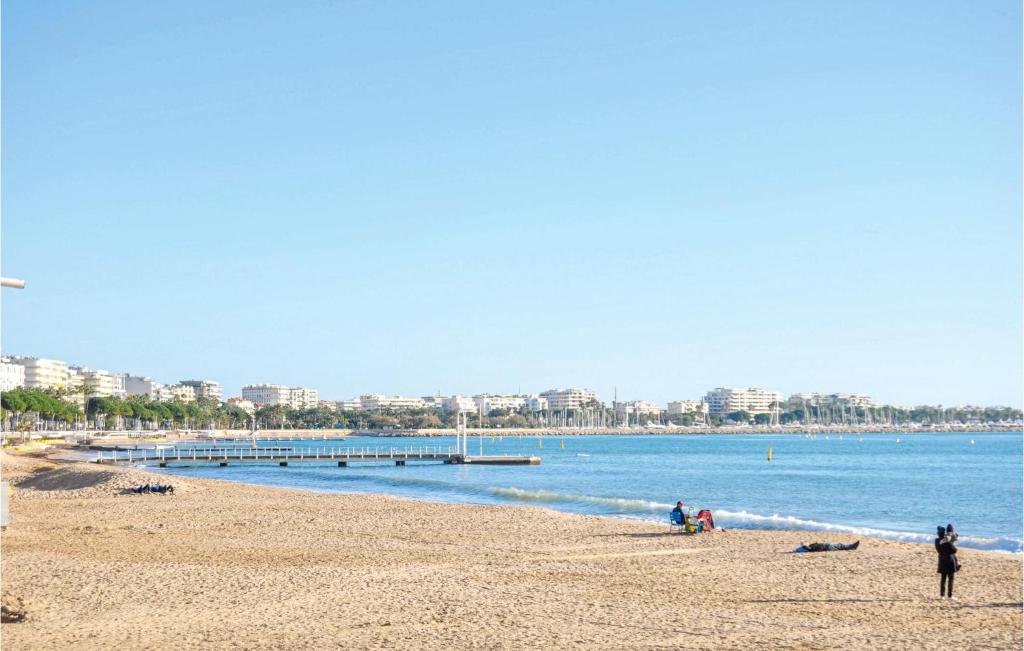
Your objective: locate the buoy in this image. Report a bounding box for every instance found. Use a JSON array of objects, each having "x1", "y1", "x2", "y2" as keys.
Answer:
[
  {"x1": 970, "y1": 439, "x2": 975, "y2": 445},
  {"x1": 538, "y1": 438, "x2": 542, "y2": 449},
  {"x1": 896, "y1": 438, "x2": 901, "y2": 443},
  {"x1": 767, "y1": 447, "x2": 773, "y2": 462},
  {"x1": 560, "y1": 438, "x2": 565, "y2": 449}
]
